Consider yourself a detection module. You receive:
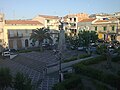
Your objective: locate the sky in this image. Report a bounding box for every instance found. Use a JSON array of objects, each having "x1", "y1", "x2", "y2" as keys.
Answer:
[{"x1": 0, "y1": 0, "x2": 120, "y2": 19}]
